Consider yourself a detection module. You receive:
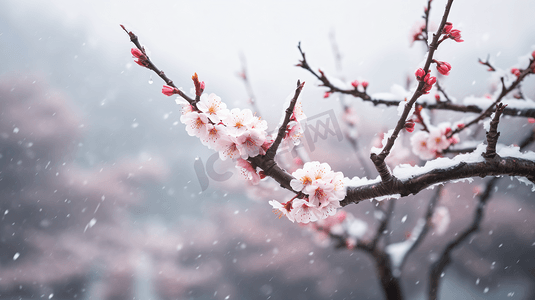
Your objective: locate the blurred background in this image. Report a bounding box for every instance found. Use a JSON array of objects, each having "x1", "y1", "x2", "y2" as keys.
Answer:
[{"x1": 1, "y1": 0, "x2": 535, "y2": 299}]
